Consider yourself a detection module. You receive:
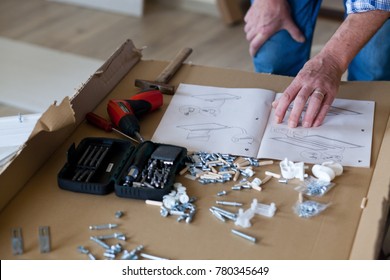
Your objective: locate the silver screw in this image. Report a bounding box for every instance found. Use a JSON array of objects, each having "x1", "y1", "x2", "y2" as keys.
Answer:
[
  {"x1": 115, "y1": 211, "x2": 124, "y2": 219},
  {"x1": 93, "y1": 232, "x2": 126, "y2": 241},
  {"x1": 77, "y1": 246, "x2": 96, "y2": 260},
  {"x1": 140, "y1": 252, "x2": 169, "y2": 260},
  {"x1": 89, "y1": 223, "x2": 118, "y2": 230},
  {"x1": 89, "y1": 236, "x2": 110, "y2": 249},
  {"x1": 231, "y1": 229, "x2": 257, "y2": 243},
  {"x1": 217, "y1": 190, "x2": 227, "y2": 196},
  {"x1": 216, "y1": 201, "x2": 243, "y2": 207}
]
